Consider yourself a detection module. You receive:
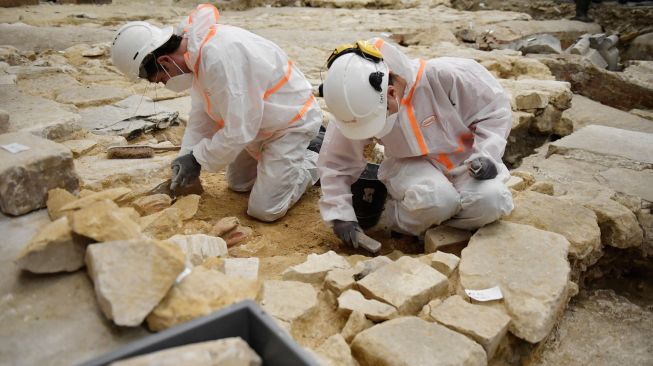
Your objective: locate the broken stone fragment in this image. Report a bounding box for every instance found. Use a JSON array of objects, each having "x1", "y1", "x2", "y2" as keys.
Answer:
[
  {"x1": 357, "y1": 256, "x2": 448, "y2": 315},
  {"x1": 71, "y1": 199, "x2": 142, "y2": 242},
  {"x1": 167, "y1": 234, "x2": 228, "y2": 267},
  {"x1": 325, "y1": 268, "x2": 357, "y2": 296},
  {"x1": 131, "y1": 194, "x2": 171, "y2": 216},
  {"x1": 341, "y1": 310, "x2": 373, "y2": 343},
  {"x1": 46, "y1": 188, "x2": 77, "y2": 220},
  {"x1": 459, "y1": 221, "x2": 570, "y2": 343},
  {"x1": 512, "y1": 90, "x2": 549, "y2": 110},
  {"x1": 0, "y1": 132, "x2": 79, "y2": 216},
  {"x1": 146, "y1": 266, "x2": 259, "y2": 331},
  {"x1": 582, "y1": 198, "x2": 644, "y2": 249},
  {"x1": 170, "y1": 194, "x2": 200, "y2": 220},
  {"x1": 110, "y1": 338, "x2": 262, "y2": 366},
  {"x1": 210, "y1": 216, "x2": 240, "y2": 237},
  {"x1": 140, "y1": 207, "x2": 183, "y2": 240},
  {"x1": 282, "y1": 250, "x2": 351, "y2": 284},
  {"x1": 221, "y1": 225, "x2": 253, "y2": 247},
  {"x1": 59, "y1": 187, "x2": 132, "y2": 212},
  {"x1": 337, "y1": 289, "x2": 398, "y2": 322},
  {"x1": 61, "y1": 139, "x2": 97, "y2": 158},
  {"x1": 424, "y1": 226, "x2": 472, "y2": 255},
  {"x1": 504, "y1": 191, "x2": 601, "y2": 263},
  {"x1": 528, "y1": 181, "x2": 554, "y2": 195},
  {"x1": 15, "y1": 216, "x2": 89, "y2": 274},
  {"x1": 430, "y1": 295, "x2": 511, "y2": 359},
  {"x1": 418, "y1": 298, "x2": 443, "y2": 321},
  {"x1": 259, "y1": 280, "x2": 318, "y2": 323},
  {"x1": 223, "y1": 257, "x2": 259, "y2": 280},
  {"x1": 315, "y1": 334, "x2": 358, "y2": 366},
  {"x1": 352, "y1": 256, "x2": 393, "y2": 280},
  {"x1": 428, "y1": 251, "x2": 460, "y2": 277},
  {"x1": 86, "y1": 239, "x2": 185, "y2": 327},
  {"x1": 351, "y1": 317, "x2": 487, "y2": 366}
]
